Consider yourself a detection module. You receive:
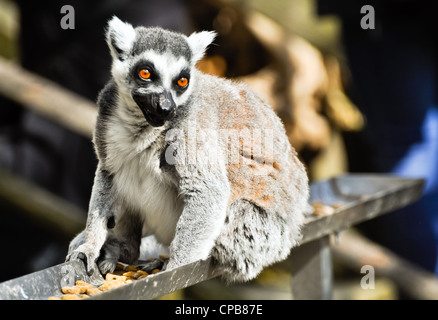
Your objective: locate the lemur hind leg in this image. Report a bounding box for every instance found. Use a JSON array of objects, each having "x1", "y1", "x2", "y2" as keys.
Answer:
[{"x1": 97, "y1": 210, "x2": 143, "y2": 274}]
